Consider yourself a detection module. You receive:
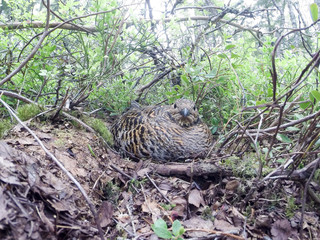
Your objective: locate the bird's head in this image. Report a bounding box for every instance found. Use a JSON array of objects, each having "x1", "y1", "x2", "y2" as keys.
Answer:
[{"x1": 169, "y1": 99, "x2": 199, "y2": 127}]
